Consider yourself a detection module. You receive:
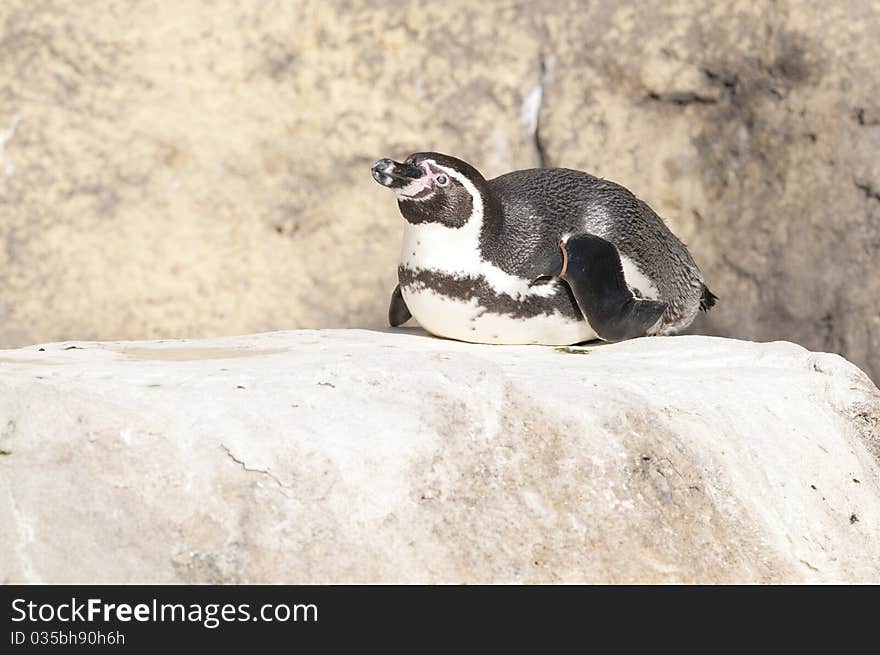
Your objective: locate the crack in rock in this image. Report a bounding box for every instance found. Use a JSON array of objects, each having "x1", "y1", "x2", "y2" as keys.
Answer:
[
  {"x1": 522, "y1": 53, "x2": 552, "y2": 168},
  {"x1": 220, "y1": 444, "x2": 290, "y2": 497},
  {"x1": 702, "y1": 66, "x2": 740, "y2": 93},
  {"x1": 646, "y1": 91, "x2": 719, "y2": 106},
  {"x1": 855, "y1": 107, "x2": 880, "y2": 127},
  {"x1": 854, "y1": 179, "x2": 880, "y2": 203}
]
